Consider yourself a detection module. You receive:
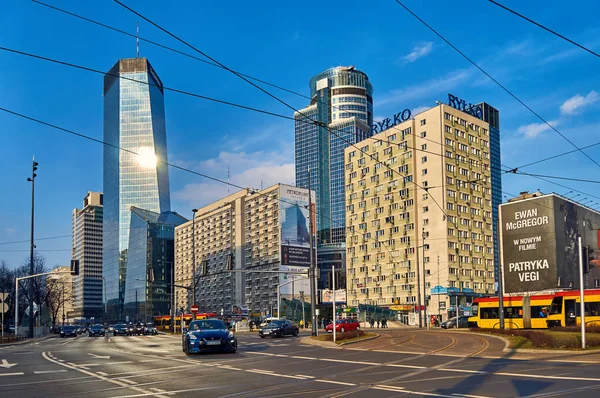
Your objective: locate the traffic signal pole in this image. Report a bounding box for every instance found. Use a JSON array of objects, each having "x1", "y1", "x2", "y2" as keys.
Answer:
[{"x1": 308, "y1": 168, "x2": 318, "y2": 337}]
